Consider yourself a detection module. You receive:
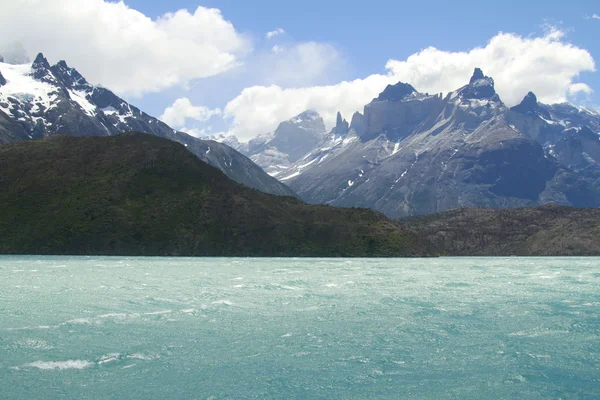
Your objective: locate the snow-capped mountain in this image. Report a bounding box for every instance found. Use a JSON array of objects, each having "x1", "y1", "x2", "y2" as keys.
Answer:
[
  {"x1": 268, "y1": 68, "x2": 600, "y2": 217},
  {"x1": 0, "y1": 53, "x2": 296, "y2": 197},
  {"x1": 212, "y1": 110, "x2": 328, "y2": 177}
]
